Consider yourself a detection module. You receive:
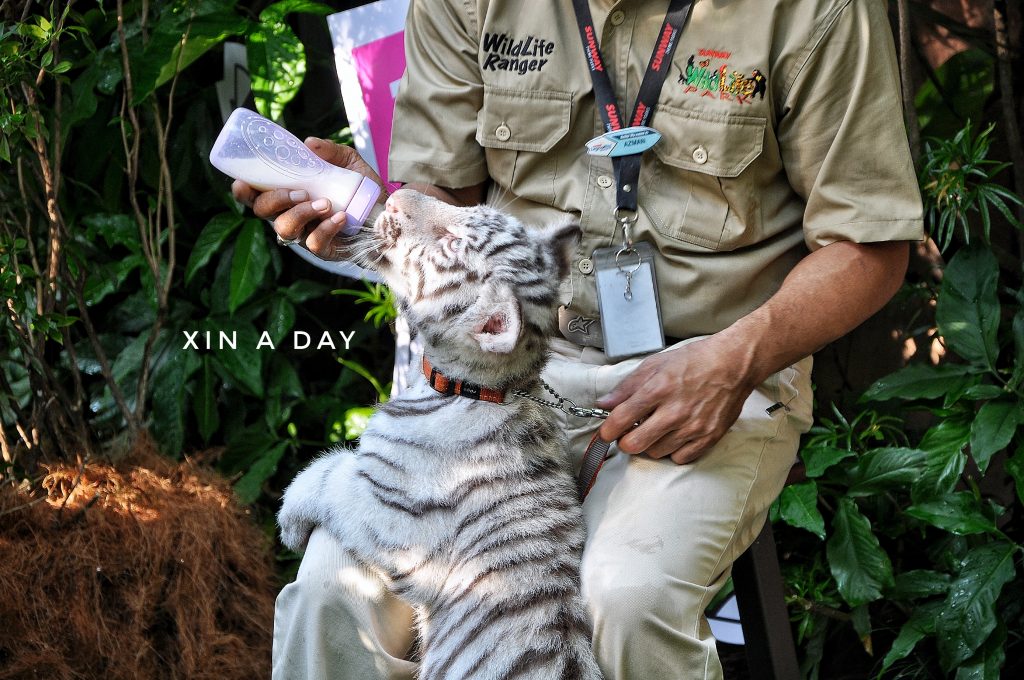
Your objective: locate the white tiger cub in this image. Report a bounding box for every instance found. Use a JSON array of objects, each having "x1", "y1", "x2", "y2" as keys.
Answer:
[{"x1": 278, "y1": 189, "x2": 603, "y2": 680}]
